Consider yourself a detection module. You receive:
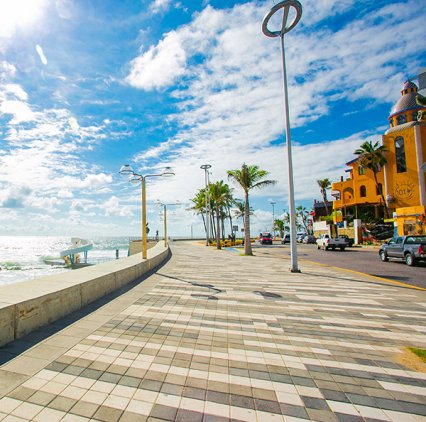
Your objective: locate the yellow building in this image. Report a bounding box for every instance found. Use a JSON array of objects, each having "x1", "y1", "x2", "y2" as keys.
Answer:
[{"x1": 332, "y1": 69, "x2": 426, "y2": 236}]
